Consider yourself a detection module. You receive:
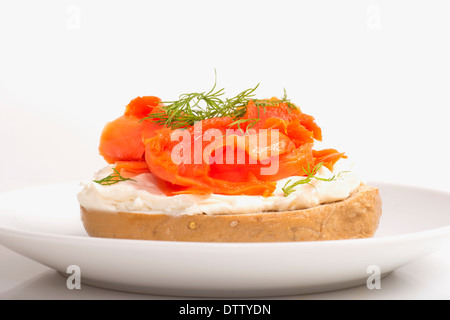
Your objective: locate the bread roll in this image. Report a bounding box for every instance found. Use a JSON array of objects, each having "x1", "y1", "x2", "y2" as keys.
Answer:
[{"x1": 80, "y1": 184, "x2": 382, "y2": 242}]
